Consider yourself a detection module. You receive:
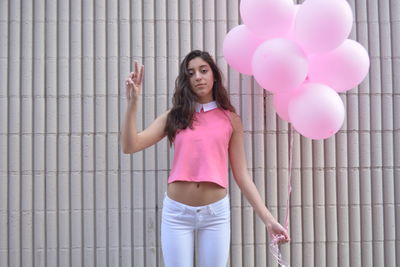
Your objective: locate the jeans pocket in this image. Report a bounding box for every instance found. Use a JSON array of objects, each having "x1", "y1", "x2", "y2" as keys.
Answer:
[
  {"x1": 162, "y1": 198, "x2": 186, "y2": 219},
  {"x1": 209, "y1": 199, "x2": 230, "y2": 217}
]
